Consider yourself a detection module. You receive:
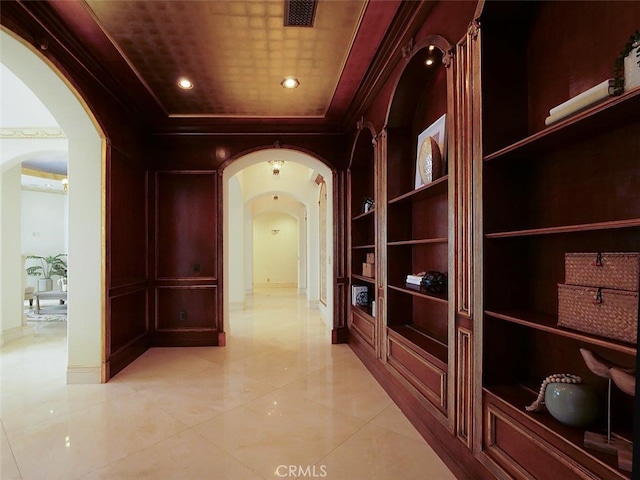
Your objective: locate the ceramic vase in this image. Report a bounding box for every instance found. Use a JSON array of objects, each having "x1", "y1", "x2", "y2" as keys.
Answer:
[{"x1": 545, "y1": 383, "x2": 599, "y2": 427}]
